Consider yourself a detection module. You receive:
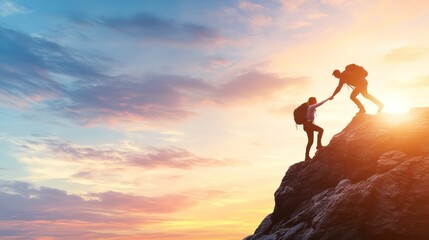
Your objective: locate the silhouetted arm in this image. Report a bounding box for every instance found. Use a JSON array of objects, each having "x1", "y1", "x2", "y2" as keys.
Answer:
[
  {"x1": 331, "y1": 81, "x2": 344, "y2": 98},
  {"x1": 309, "y1": 98, "x2": 329, "y2": 110}
]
